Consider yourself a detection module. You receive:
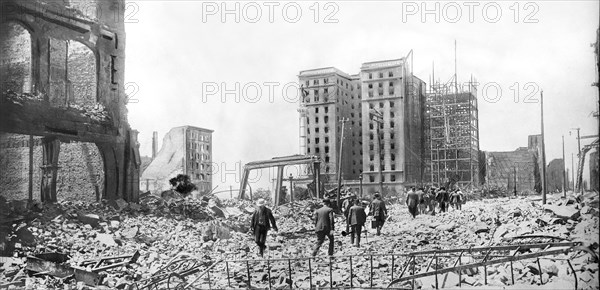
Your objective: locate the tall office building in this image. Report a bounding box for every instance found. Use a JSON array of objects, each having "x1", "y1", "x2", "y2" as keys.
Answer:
[
  {"x1": 298, "y1": 68, "x2": 362, "y2": 183},
  {"x1": 299, "y1": 56, "x2": 426, "y2": 194},
  {"x1": 360, "y1": 59, "x2": 426, "y2": 191}
]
